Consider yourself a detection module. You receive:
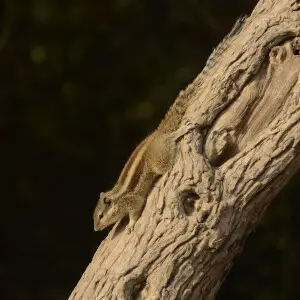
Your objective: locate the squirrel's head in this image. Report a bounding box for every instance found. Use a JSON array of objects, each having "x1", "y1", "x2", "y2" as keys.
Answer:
[{"x1": 93, "y1": 191, "x2": 124, "y2": 231}]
